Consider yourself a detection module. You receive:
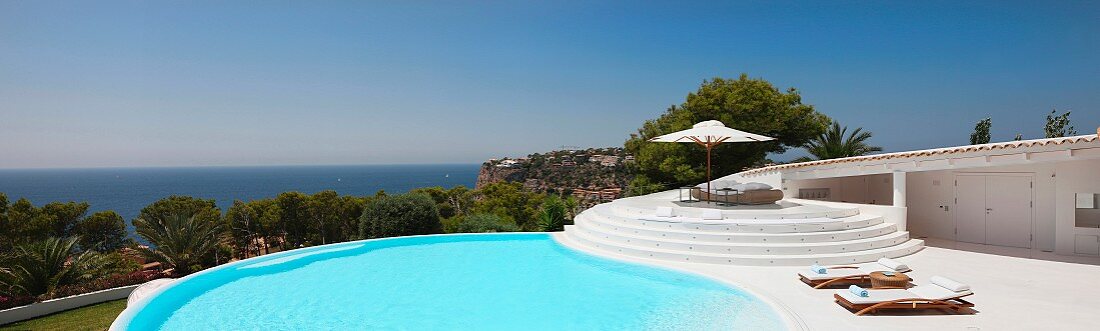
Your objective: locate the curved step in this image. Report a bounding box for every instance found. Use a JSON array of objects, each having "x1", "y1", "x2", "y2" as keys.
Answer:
[
  {"x1": 586, "y1": 207, "x2": 884, "y2": 234},
  {"x1": 610, "y1": 204, "x2": 861, "y2": 220},
  {"x1": 573, "y1": 221, "x2": 911, "y2": 255},
  {"x1": 576, "y1": 213, "x2": 899, "y2": 244},
  {"x1": 565, "y1": 227, "x2": 924, "y2": 266}
]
